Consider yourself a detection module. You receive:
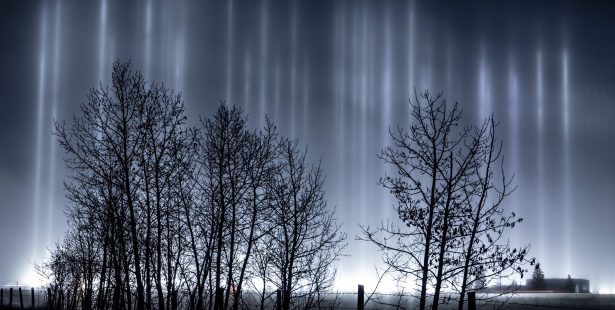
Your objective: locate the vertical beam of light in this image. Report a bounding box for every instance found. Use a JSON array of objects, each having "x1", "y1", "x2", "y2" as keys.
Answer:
[
  {"x1": 173, "y1": 0, "x2": 186, "y2": 90},
  {"x1": 355, "y1": 2, "x2": 370, "y2": 274},
  {"x1": 161, "y1": 2, "x2": 169, "y2": 80},
  {"x1": 445, "y1": 33, "x2": 452, "y2": 96},
  {"x1": 420, "y1": 29, "x2": 432, "y2": 91},
  {"x1": 334, "y1": 2, "x2": 347, "y2": 254},
  {"x1": 507, "y1": 53, "x2": 520, "y2": 245},
  {"x1": 97, "y1": 0, "x2": 111, "y2": 150},
  {"x1": 258, "y1": 0, "x2": 268, "y2": 128},
  {"x1": 273, "y1": 59, "x2": 281, "y2": 129},
  {"x1": 225, "y1": 0, "x2": 234, "y2": 105},
  {"x1": 302, "y1": 62, "x2": 309, "y2": 140},
  {"x1": 272, "y1": 58, "x2": 281, "y2": 126},
  {"x1": 350, "y1": 3, "x2": 358, "y2": 211},
  {"x1": 562, "y1": 48, "x2": 571, "y2": 275},
  {"x1": 143, "y1": 0, "x2": 152, "y2": 79},
  {"x1": 536, "y1": 49, "x2": 545, "y2": 261},
  {"x1": 48, "y1": 0, "x2": 62, "y2": 241},
  {"x1": 348, "y1": 3, "x2": 360, "y2": 279},
  {"x1": 478, "y1": 43, "x2": 490, "y2": 122},
  {"x1": 99, "y1": 0, "x2": 108, "y2": 82},
  {"x1": 243, "y1": 50, "x2": 251, "y2": 115},
  {"x1": 382, "y1": 5, "x2": 392, "y2": 219},
  {"x1": 359, "y1": 2, "x2": 368, "y2": 241},
  {"x1": 407, "y1": 1, "x2": 414, "y2": 96},
  {"x1": 351, "y1": 4, "x2": 360, "y2": 253},
  {"x1": 289, "y1": 1, "x2": 297, "y2": 138},
  {"x1": 332, "y1": 3, "x2": 343, "y2": 287},
  {"x1": 32, "y1": 3, "x2": 48, "y2": 261},
  {"x1": 47, "y1": 0, "x2": 62, "y2": 242},
  {"x1": 98, "y1": 0, "x2": 108, "y2": 136}
]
